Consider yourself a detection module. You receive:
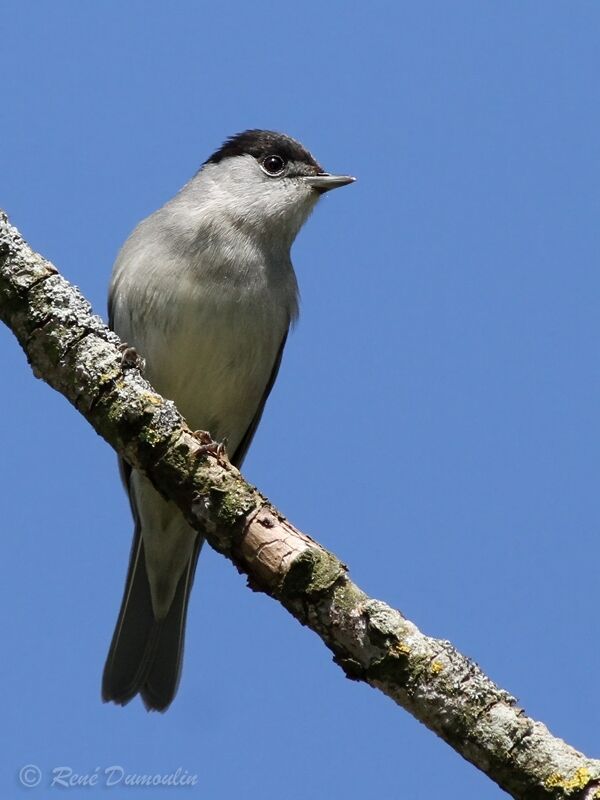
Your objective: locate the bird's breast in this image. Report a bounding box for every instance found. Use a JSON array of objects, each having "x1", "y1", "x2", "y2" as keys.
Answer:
[{"x1": 112, "y1": 248, "x2": 294, "y2": 455}]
